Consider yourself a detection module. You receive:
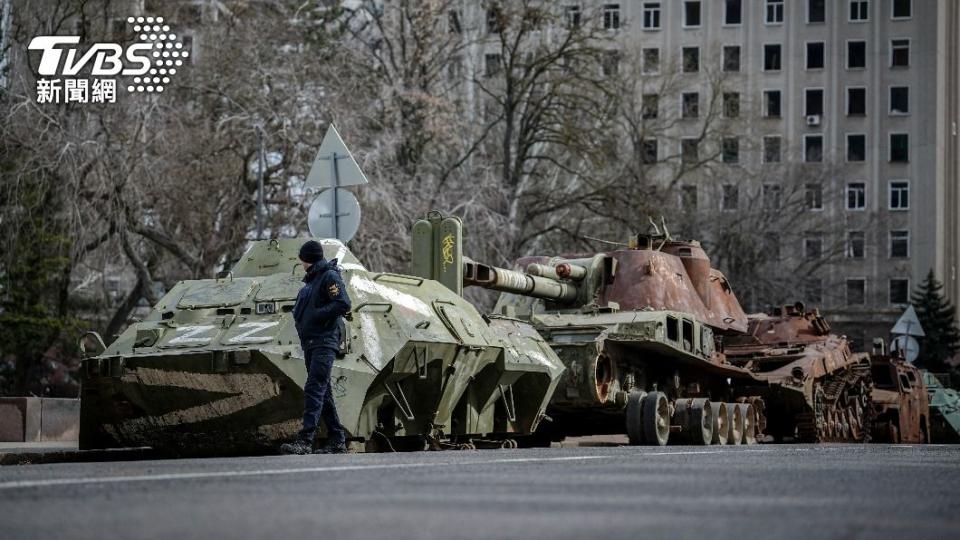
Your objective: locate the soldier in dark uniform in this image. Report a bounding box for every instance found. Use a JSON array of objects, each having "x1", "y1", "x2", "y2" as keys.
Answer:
[{"x1": 280, "y1": 240, "x2": 351, "y2": 455}]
